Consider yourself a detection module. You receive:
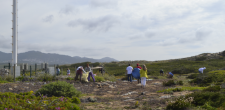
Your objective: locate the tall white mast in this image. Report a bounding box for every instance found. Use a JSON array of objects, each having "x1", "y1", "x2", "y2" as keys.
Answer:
[{"x1": 12, "y1": 0, "x2": 18, "y2": 66}]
